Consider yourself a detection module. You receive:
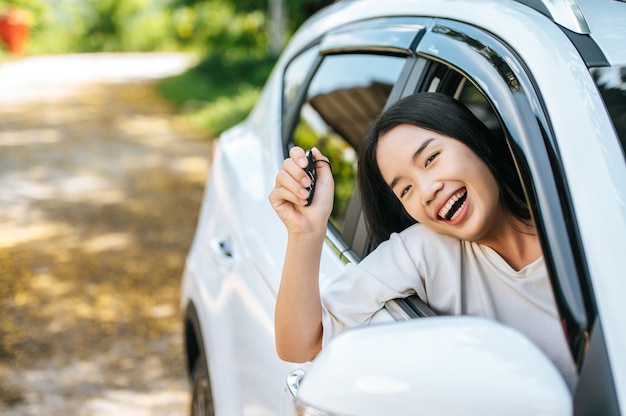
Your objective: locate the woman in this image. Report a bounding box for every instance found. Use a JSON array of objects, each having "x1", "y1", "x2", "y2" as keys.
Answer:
[{"x1": 269, "y1": 92, "x2": 577, "y2": 390}]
